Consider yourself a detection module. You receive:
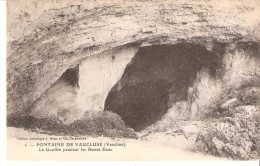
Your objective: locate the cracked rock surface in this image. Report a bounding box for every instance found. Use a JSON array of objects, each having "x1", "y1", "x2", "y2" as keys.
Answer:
[
  {"x1": 7, "y1": 0, "x2": 260, "y2": 114},
  {"x1": 195, "y1": 87, "x2": 260, "y2": 160}
]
